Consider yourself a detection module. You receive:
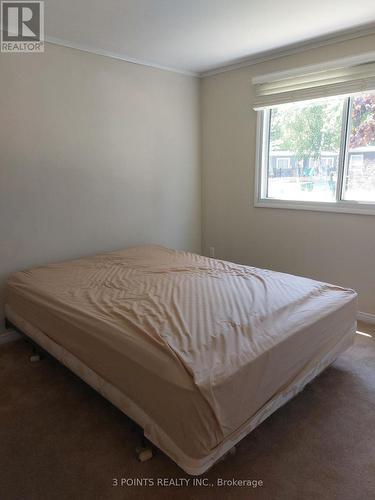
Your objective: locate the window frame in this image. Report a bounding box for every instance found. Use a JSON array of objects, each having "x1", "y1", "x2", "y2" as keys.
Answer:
[{"x1": 254, "y1": 95, "x2": 375, "y2": 216}]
